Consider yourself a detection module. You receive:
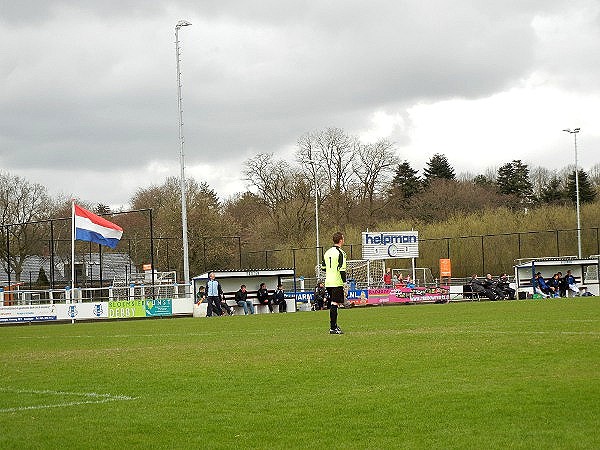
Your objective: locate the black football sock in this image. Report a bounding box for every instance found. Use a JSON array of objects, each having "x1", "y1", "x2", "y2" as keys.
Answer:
[{"x1": 330, "y1": 304, "x2": 338, "y2": 329}]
